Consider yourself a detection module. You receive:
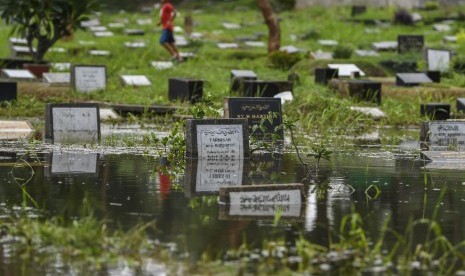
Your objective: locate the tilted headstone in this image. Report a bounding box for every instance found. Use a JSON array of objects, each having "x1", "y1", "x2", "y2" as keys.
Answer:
[
  {"x1": 224, "y1": 97, "x2": 283, "y2": 140},
  {"x1": 185, "y1": 118, "x2": 249, "y2": 159},
  {"x1": 43, "y1": 73, "x2": 70, "y2": 86},
  {"x1": 396, "y1": 73, "x2": 432, "y2": 86},
  {"x1": 184, "y1": 158, "x2": 247, "y2": 197},
  {"x1": 120, "y1": 75, "x2": 151, "y2": 86},
  {"x1": 314, "y1": 68, "x2": 338, "y2": 85},
  {"x1": 328, "y1": 64, "x2": 365, "y2": 77},
  {"x1": 426, "y1": 48, "x2": 451, "y2": 72},
  {"x1": 50, "y1": 152, "x2": 98, "y2": 174},
  {"x1": 457, "y1": 98, "x2": 465, "y2": 113},
  {"x1": 45, "y1": 103, "x2": 100, "y2": 144},
  {"x1": 346, "y1": 80, "x2": 382, "y2": 105},
  {"x1": 230, "y1": 70, "x2": 257, "y2": 92},
  {"x1": 398, "y1": 35, "x2": 424, "y2": 54},
  {"x1": 219, "y1": 184, "x2": 305, "y2": 219},
  {"x1": 168, "y1": 78, "x2": 203, "y2": 103},
  {"x1": 242, "y1": 80, "x2": 293, "y2": 97},
  {"x1": 1, "y1": 69, "x2": 36, "y2": 81},
  {"x1": 0, "y1": 82, "x2": 17, "y2": 102},
  {"x1": 71, "y1": 65, "x2": 106, "y2": 93},
  {"x1": 420, "y1": 103, "x2": 450, "y2": 120},
  {"x1": 420, "y1": 121, "x2": 465, "y2": 151}
]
